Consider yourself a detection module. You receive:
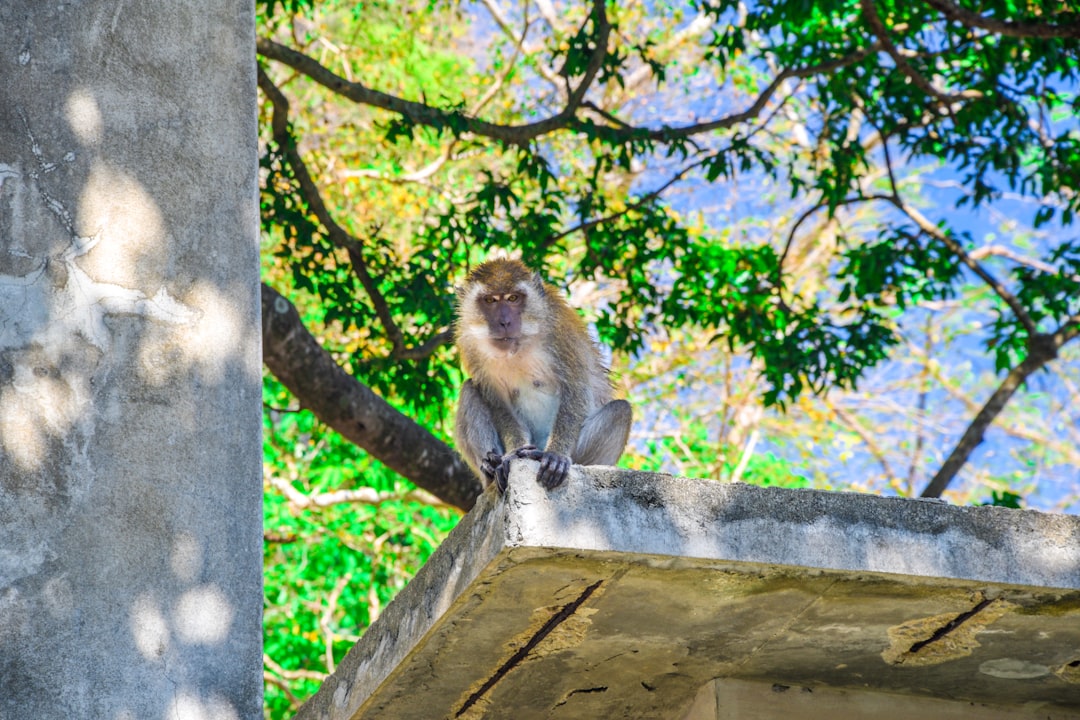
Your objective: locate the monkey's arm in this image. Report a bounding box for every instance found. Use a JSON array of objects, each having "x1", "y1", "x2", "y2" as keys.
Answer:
[
  {"x1": 531, "y1": 387, "x2": 590, "y2": 489},
  {"x1": 483, "y1": 400, "x2": 540, "y2": 492},
  {"x1": 454, "y1": 379, "x2": 534, "y2": 491}
]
